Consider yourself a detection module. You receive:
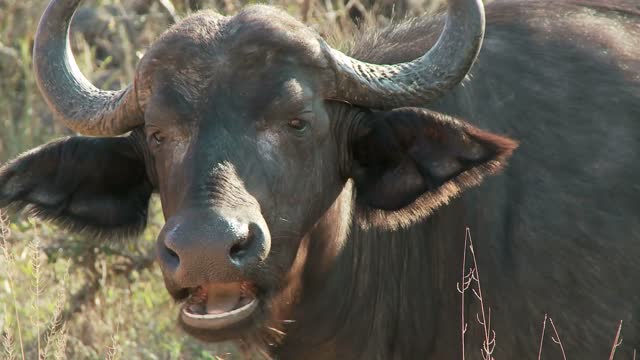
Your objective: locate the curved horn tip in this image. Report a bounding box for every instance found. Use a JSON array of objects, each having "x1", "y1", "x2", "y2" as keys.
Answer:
[
  {"x1": 327, "y1": 0, "x2": 486, "y2": 108},
  {"x1": 33, "y1": 0, "x2": 143, "y2": 136}
]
